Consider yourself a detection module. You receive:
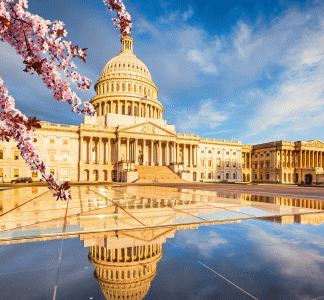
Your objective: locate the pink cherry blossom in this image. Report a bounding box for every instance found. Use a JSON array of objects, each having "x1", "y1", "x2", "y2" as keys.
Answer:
[{"x1": 0, "y1": 0, "x2": 132, "y2": 200}]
